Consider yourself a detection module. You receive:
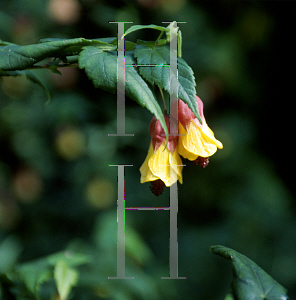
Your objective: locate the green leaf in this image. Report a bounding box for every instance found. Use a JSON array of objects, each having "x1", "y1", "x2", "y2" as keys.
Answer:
[
  {"x1": 134, "y1": 44, "x2": 201, "y2": 123},
  {"x1": 78, "y1": 46, "x2": 168, "y2": 138},
  {"x1": 54, "y1": 260, "x2": 78, "y2": 300},
  {"x1": 224, "y1": 293, "x2": 235, "y2": 300},
  {"x1": 39, "y1": 37, "x2": 115, "y2": 44},
  {"x1": 0, "y1": 38, "x2": 117, "y2": 71},
  {"x1": 12, "y1": 250, "x2": 88, "y2": 299},
  {"x1": 124, "y1": 22, "x2": 182, "y2": 56},
  {"x1": 0, "y1": 70, "x2": 52, "y2": 102},
  {"x1": 210, "y1": 245, "x2": 289, "y2": 300},
  {"x1": 47, "y1": 251, "x2": 91, "y2": 267},
  {"x1": 123, "y1": 24, "x2": 170, "y2": 39},
  {"x1": 0, "y1": 236, "x2": 22, "y2": 273},
  {"x1": 0, "y1": 40, "x2": 16, "y2": 46},
  {"x1": 17, "y1": 259, "x2": 52, "y2": 296},
  {"x1": 125, "y1": 226, "x2": 153, "y2": 265}
]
